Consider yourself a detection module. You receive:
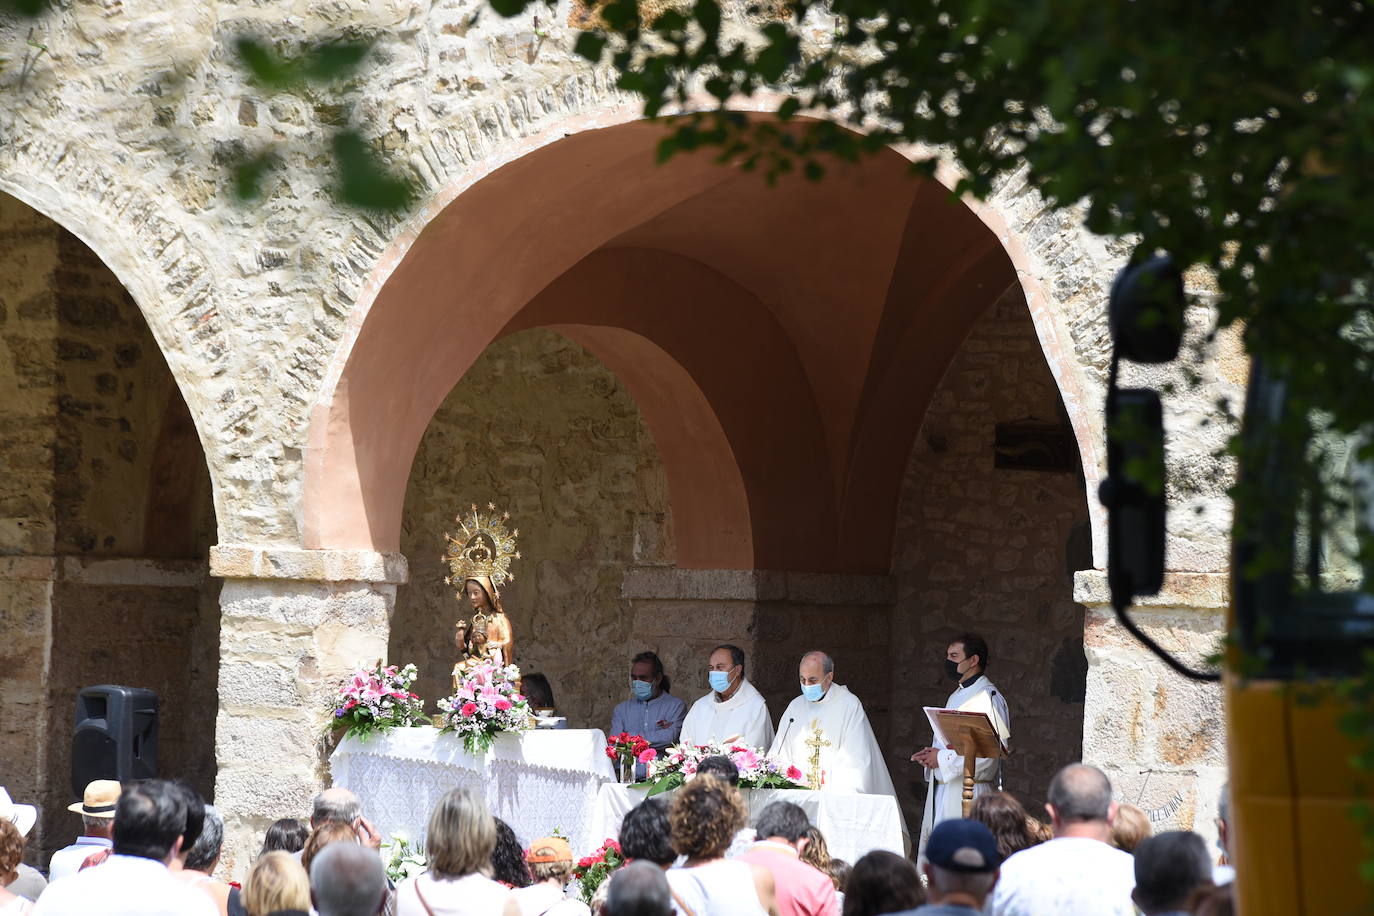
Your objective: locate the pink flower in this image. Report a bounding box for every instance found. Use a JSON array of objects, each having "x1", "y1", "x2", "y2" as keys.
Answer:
[
  {"x1": 494, "y1": 698, "x2": 512, "y2": 711},
  {"x1": 460, "y1": 702, "x2": 478, "y2": 717},
  {"x1": 785, "y1": 765, "x2": 803, "y2": 781},
  {"x1": 637, "y1": 749, "x2": 657, "y2": 764}
]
